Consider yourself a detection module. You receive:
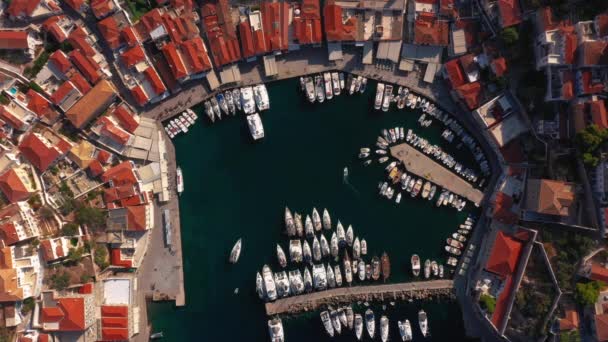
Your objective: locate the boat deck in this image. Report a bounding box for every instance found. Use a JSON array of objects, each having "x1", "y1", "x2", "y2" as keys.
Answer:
[
  {"x1": 389, "y1": 143, "x2": 484, "y2": 206},
  {"x1": 265, "y1": 280, "x2": 453, "y2": 315}
]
